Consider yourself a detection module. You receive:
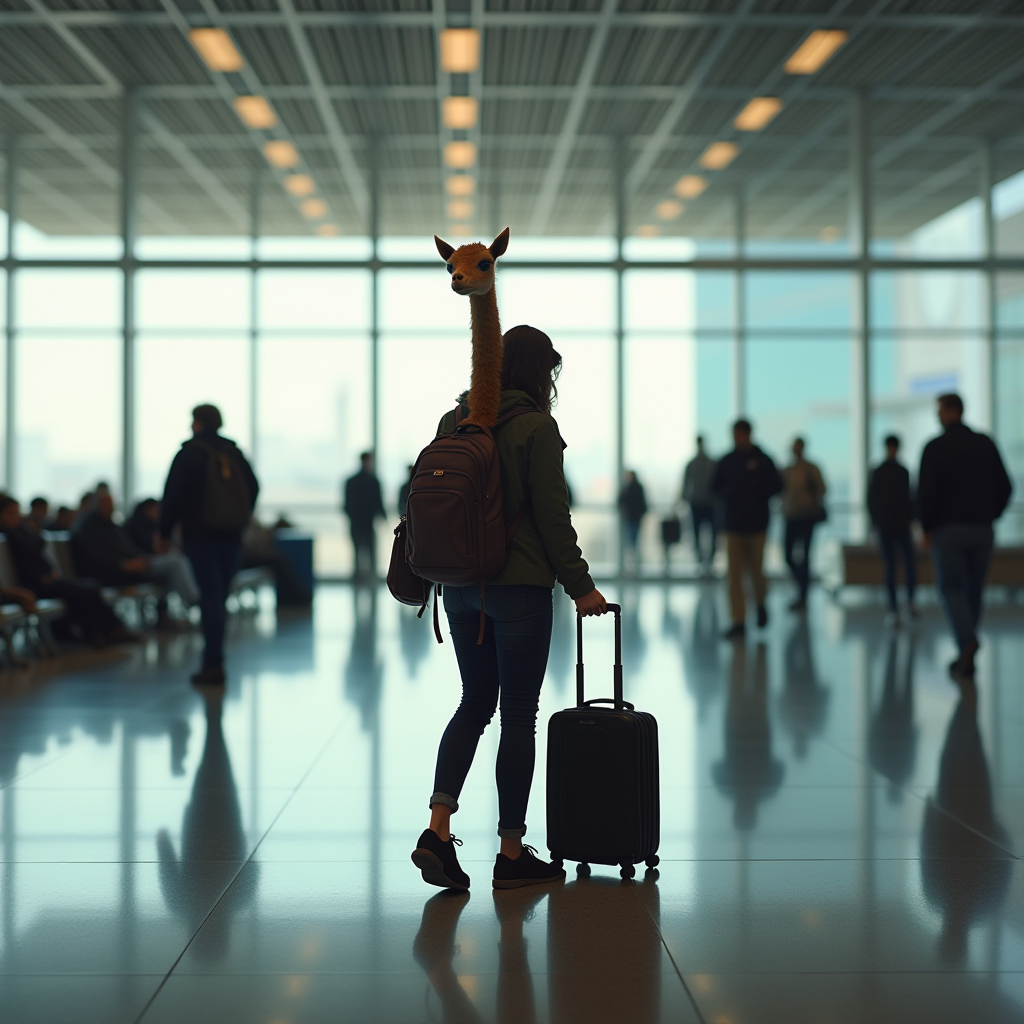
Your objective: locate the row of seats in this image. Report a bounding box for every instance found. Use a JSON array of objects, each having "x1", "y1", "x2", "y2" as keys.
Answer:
[{"x1": 0, "y1": 534, "x2": 276, "y2": 666}]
